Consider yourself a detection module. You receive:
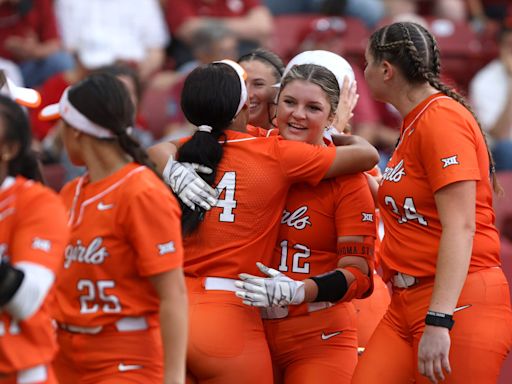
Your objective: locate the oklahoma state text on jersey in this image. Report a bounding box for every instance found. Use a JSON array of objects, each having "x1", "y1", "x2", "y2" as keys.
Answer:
[
  {"x1": 55, "y1": 163, "x2": 183, "y2": 326},
  {"x1": 378, "y1": 93, "x2": 500, "y2": 279},
  {"x1": 0, "y1": 176, "x2": 69, "y2": 373},
  {"x1": 183, "y1": 129, "x2": 336, "y2": 279}
]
